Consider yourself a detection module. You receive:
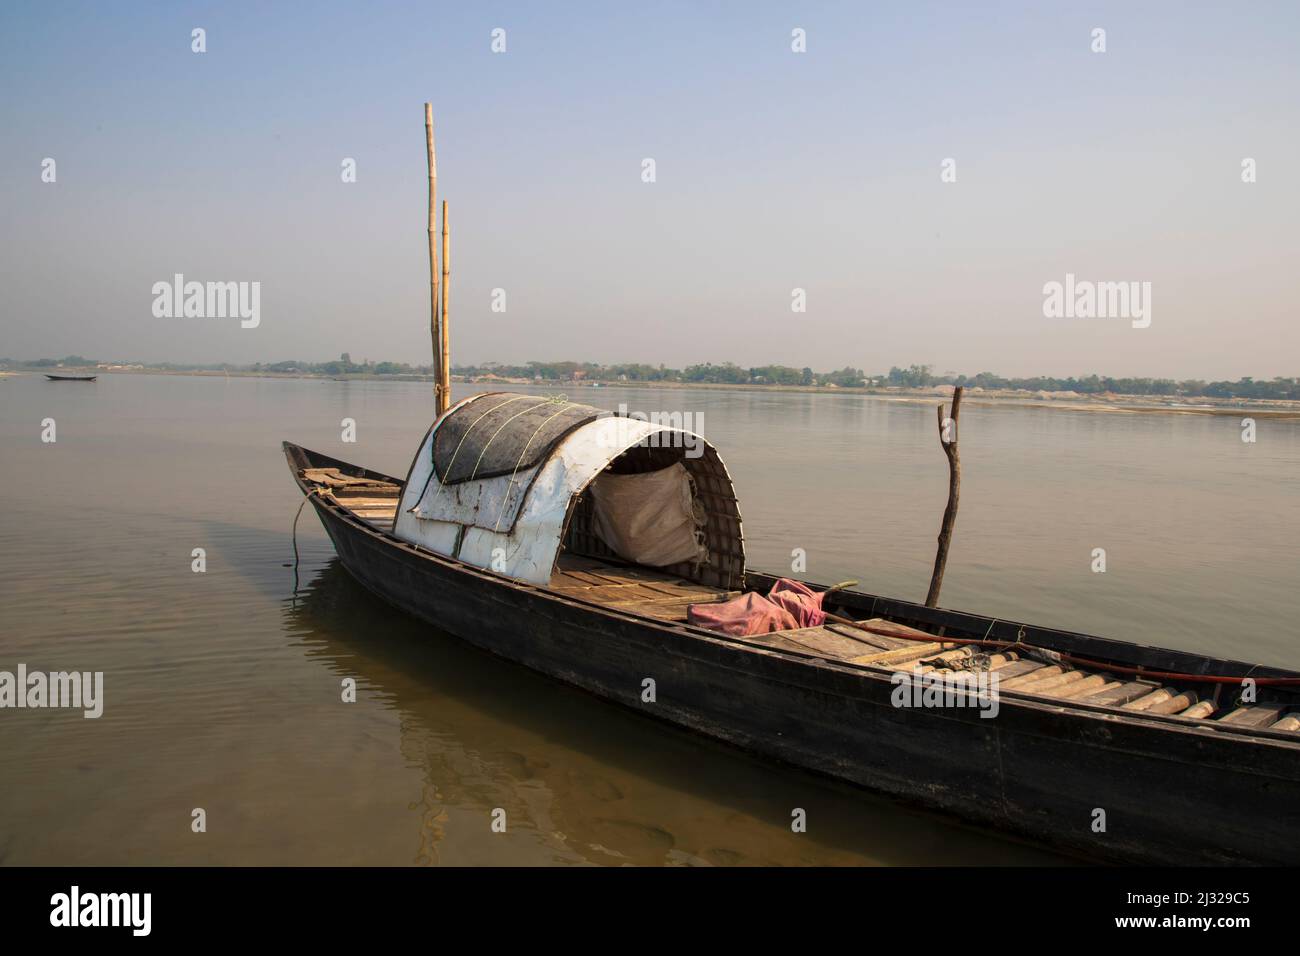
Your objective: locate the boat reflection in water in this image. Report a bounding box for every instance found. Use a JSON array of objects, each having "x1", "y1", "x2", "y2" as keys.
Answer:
[{"x1": 283, "y1": 560, "x2": 1067, "y2": 866}]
